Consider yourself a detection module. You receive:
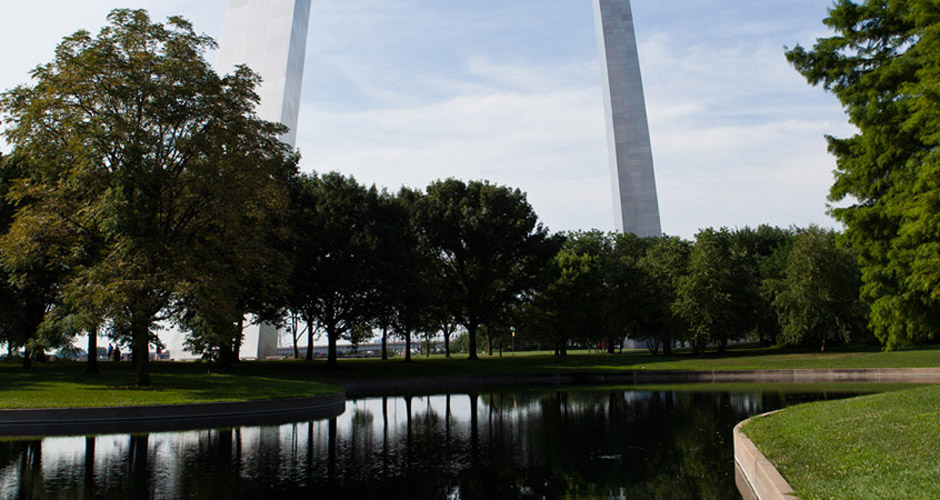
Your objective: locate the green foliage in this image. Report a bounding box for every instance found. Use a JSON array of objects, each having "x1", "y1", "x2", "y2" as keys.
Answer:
[
  {"x1": 723, "y1": 225, "x2": 796, "y2": 347},
  {"x1": 521, "y1": 237, "x2": 605, "y2": 355},
  {"x1": 638, "y1": 235, "x2": 692, "y2": 352},
  {"x1": 0, "y1": 154, "x2": 63, "y2": 368},
  {"x1": 675, "y1": 228, "x2": 751, "y2": 354},
  {"x1": 605, "y1": 233, "x2": 663, "y2": 352},
  {"x1": 381, "y1": 187, "x2": 436, "y2": 362},
  {"x1": 0, "y1": 9, "x2": 295, "y2": 384},
  {"x1": 417, "y1": 179, "x2": 559, "y2": 360},
  {"x1": 786, "y1": 0, "x2": 940, "y2": 348},
  {"x1": 286, "y1": 172, "x2": 381, "y2": 367},
  {"x1": 772, "y1": 226, "x2": 866, "y2": 351}
]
